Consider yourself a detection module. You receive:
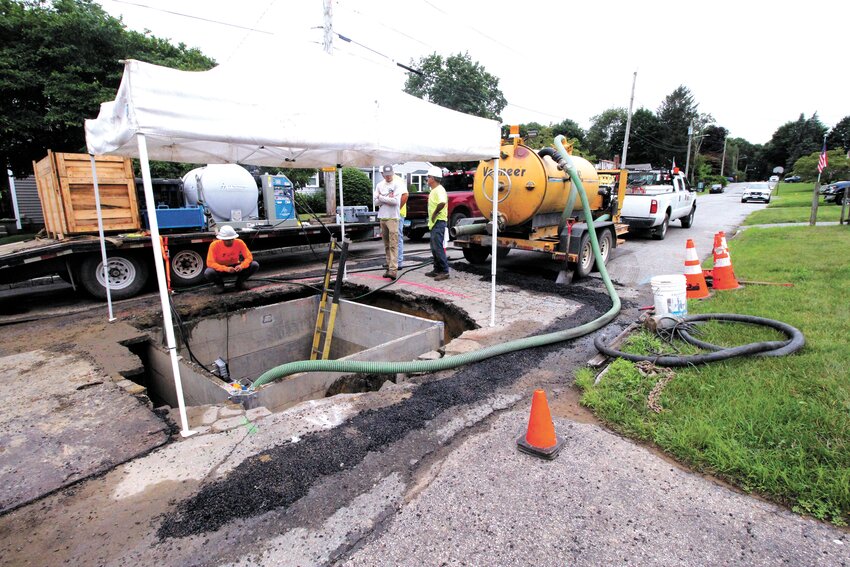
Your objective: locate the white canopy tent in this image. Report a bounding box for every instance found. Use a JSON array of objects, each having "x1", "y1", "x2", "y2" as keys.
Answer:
[{"x1": 85, "y1": 47, "x2": 502, "y2": 437}]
